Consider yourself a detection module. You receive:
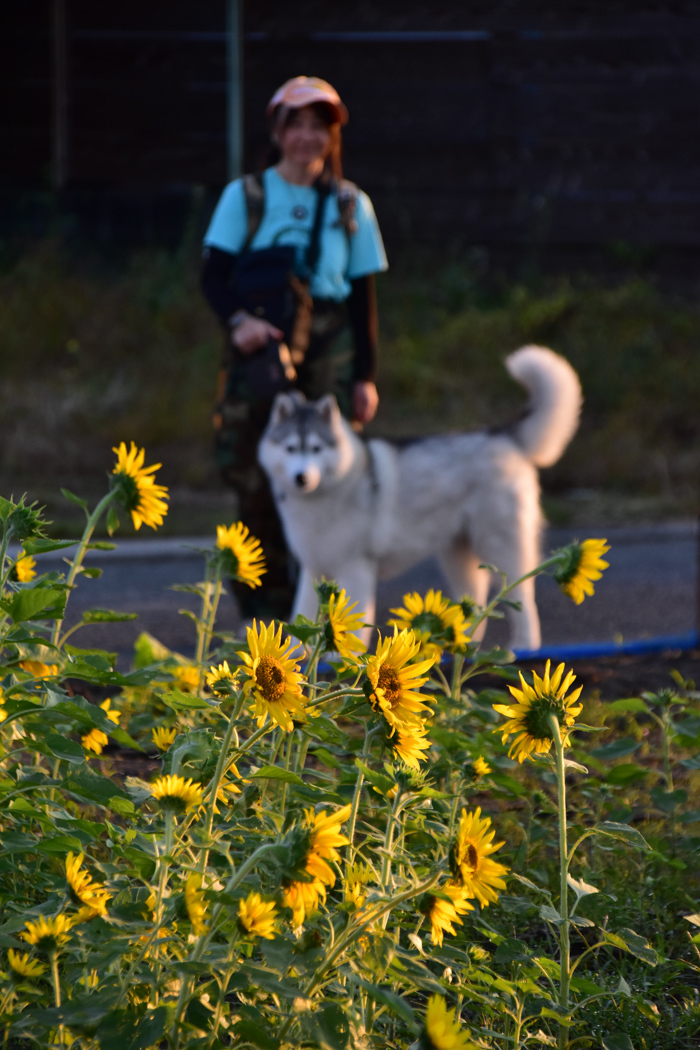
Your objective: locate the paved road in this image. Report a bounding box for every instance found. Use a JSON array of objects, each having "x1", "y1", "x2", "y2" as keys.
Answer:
[{"x1": 26, "y1": 522, "x2": 698, "y2": 663}]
